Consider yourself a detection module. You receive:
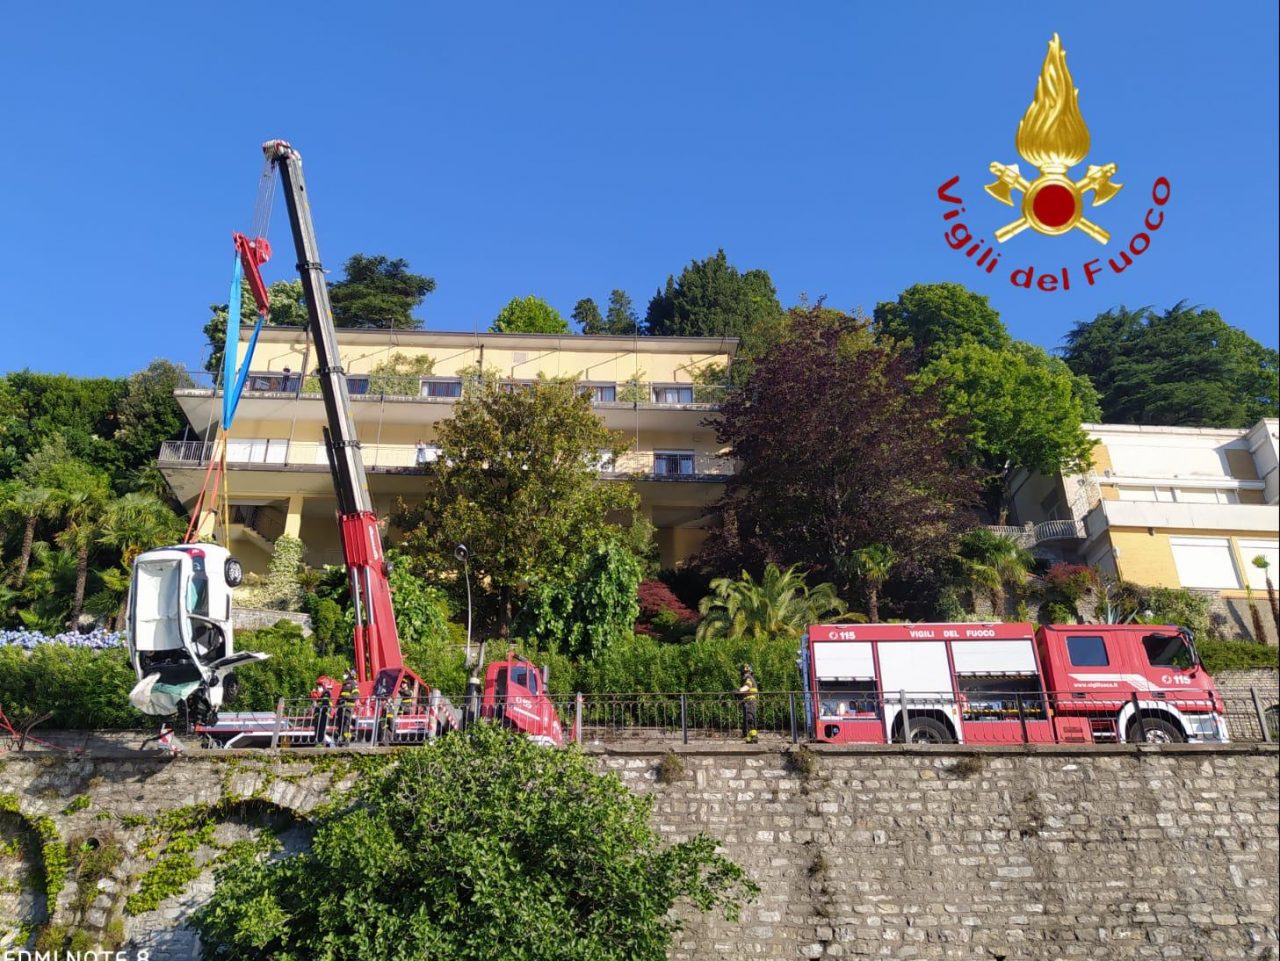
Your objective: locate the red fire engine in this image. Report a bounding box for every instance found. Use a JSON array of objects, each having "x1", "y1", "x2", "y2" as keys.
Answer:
[{"x1": 802, "y1": 621, "x2": 1227, "y2": 746}]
